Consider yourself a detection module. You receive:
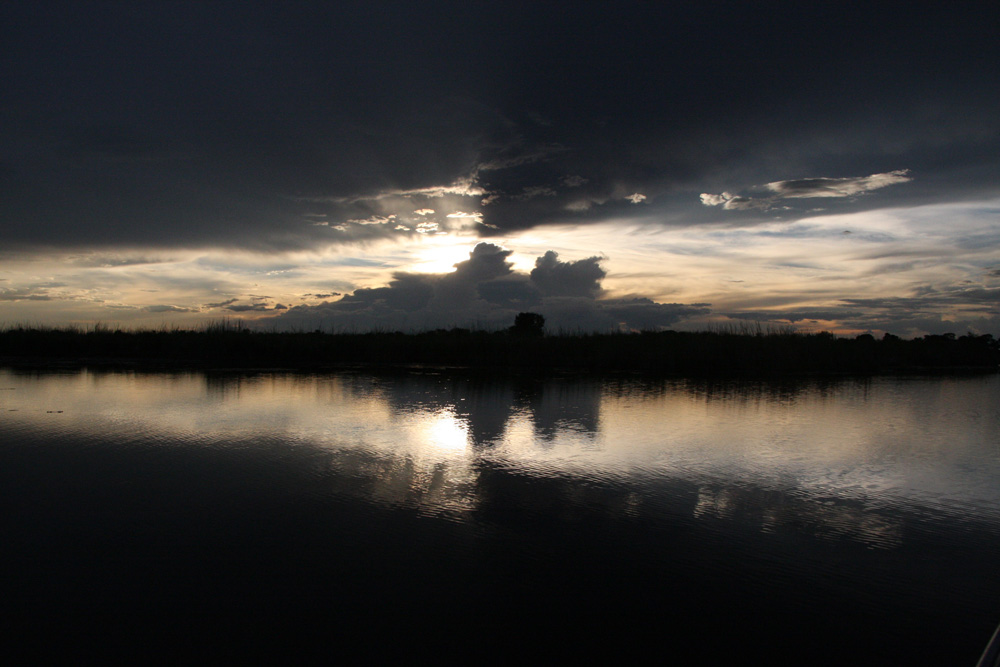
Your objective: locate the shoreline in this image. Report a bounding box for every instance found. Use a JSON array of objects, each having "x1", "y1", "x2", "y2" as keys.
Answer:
[
  {"x1": 2, "y1": 327, "x2": 997, "y2": 377},
  {"x1": 2, "y1": 356, "x2": 996, "y2": 379}
]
